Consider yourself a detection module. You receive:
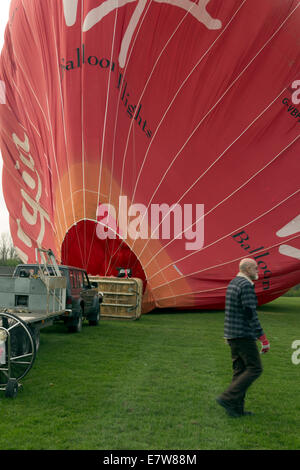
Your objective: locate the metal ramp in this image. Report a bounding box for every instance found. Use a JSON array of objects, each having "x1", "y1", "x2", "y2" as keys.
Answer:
[{"x1": 35, "y1": 248, "x2": 66, "y2": 315}]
